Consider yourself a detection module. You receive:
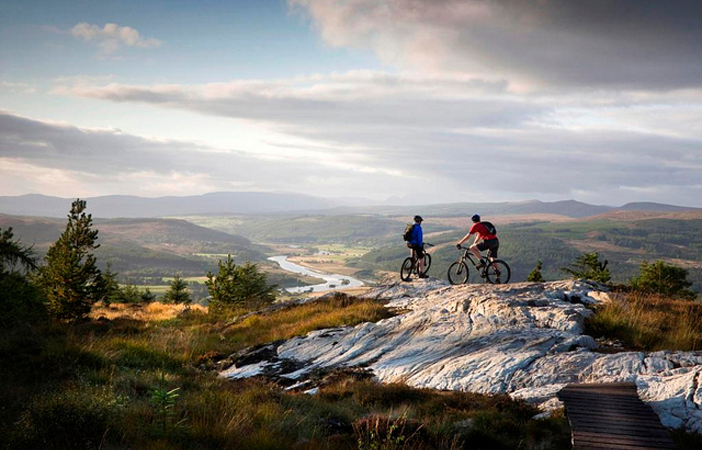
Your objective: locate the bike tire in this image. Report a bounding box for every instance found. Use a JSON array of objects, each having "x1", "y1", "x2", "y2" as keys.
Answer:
[
  {"x1": 400, "y1": 257, "x2": 414, "y2": 282},
  {"x1": 485, "y1": 260, "x2": 511, "y2": 284},
  {"x1": 447, "y1": 261, "x2": 469, "y2": 285},
  {"x1": 423, "y1": 253, "x2": 432, "y2": 275}
]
